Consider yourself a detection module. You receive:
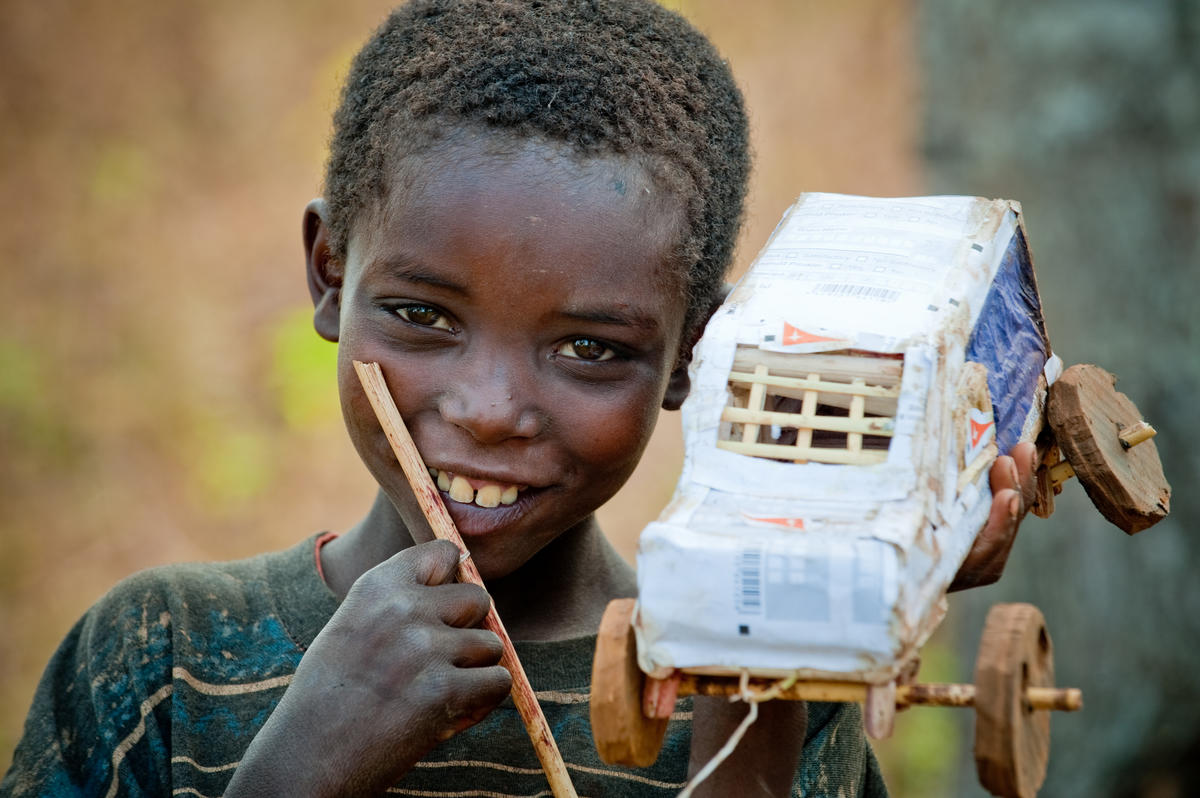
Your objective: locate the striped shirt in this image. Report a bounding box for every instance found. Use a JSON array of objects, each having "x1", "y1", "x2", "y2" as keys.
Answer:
[{"x1": 2, "y1": 536, "x2": 885, "y2": 797}]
